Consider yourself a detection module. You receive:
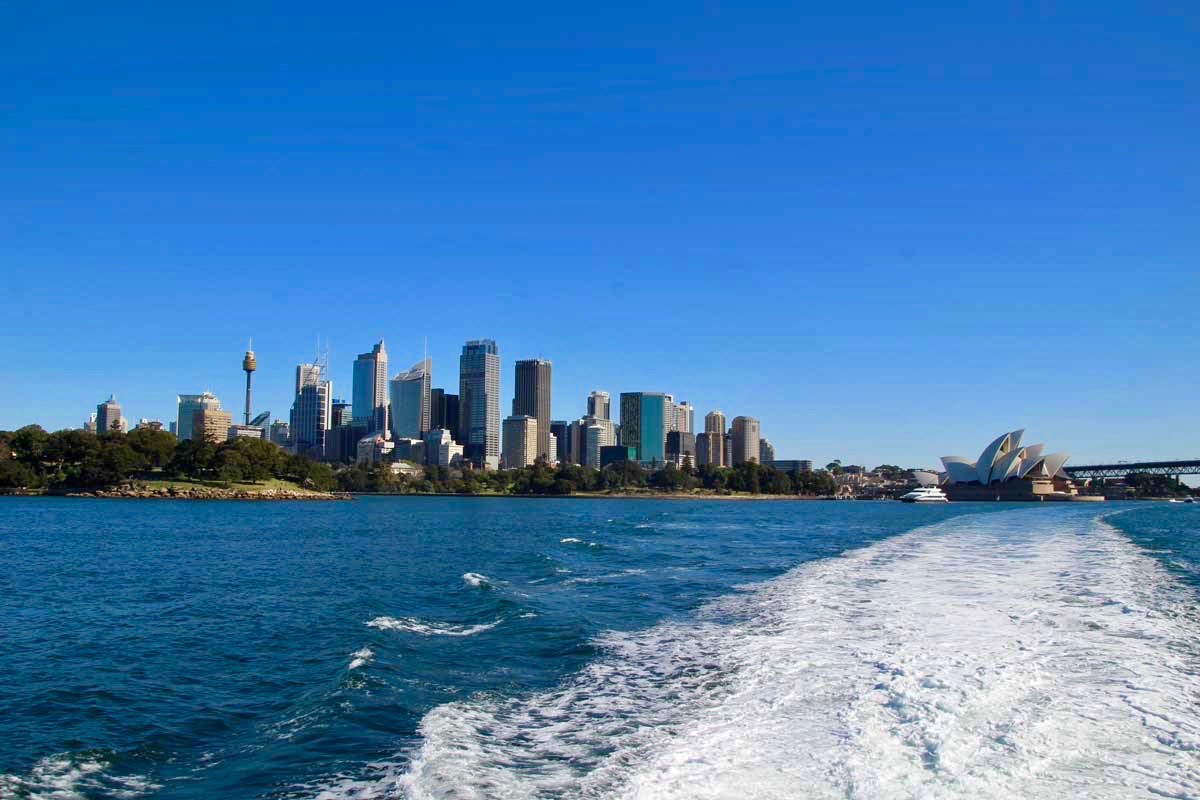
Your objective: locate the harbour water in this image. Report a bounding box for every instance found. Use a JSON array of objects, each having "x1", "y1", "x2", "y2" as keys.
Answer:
[{"x1": 0, "y1": 497, "x2": 1197, "y2": 799}]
